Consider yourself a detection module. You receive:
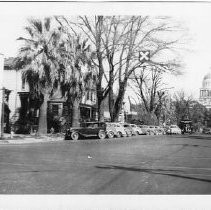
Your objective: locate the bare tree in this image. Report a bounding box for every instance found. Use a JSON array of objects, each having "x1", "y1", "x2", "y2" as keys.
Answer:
[
  {"x1": 101, "y1": 16, "x2": 185, "y2": 121},
  {"x1": 130, "y1": 64, "x2": 171, "y2": 122},
  {"x1": 58, "y1": 16, "x2": 186, "y2": 122}
]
